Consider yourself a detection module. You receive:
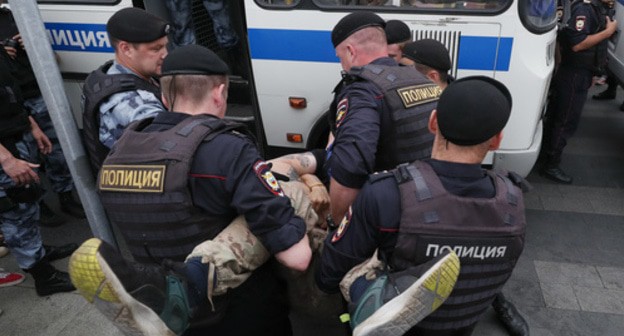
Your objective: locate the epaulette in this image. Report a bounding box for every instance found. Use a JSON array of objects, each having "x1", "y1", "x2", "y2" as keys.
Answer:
[
  {"x1": 368, "y1": 170, "x2": 393, "y2": 184},
  {"x1": 343, "y1": 68, "x2": 364, "y2": 85}
]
